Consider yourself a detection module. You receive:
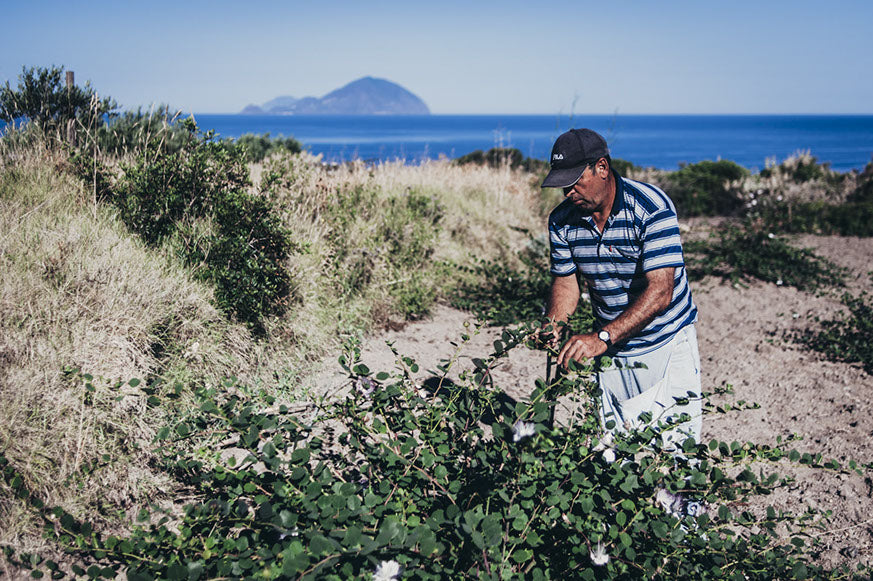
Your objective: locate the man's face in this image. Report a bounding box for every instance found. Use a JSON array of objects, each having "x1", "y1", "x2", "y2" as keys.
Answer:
[{"x1": 562, "y1": 160, "x2": 609, "y2": 214}]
